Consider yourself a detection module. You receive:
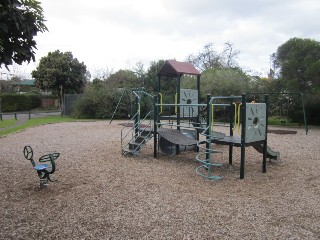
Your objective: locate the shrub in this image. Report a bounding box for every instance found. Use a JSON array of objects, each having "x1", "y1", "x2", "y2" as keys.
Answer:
[{"x1": 0, "y1": 93, "x2": 41, "y2": 112}]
